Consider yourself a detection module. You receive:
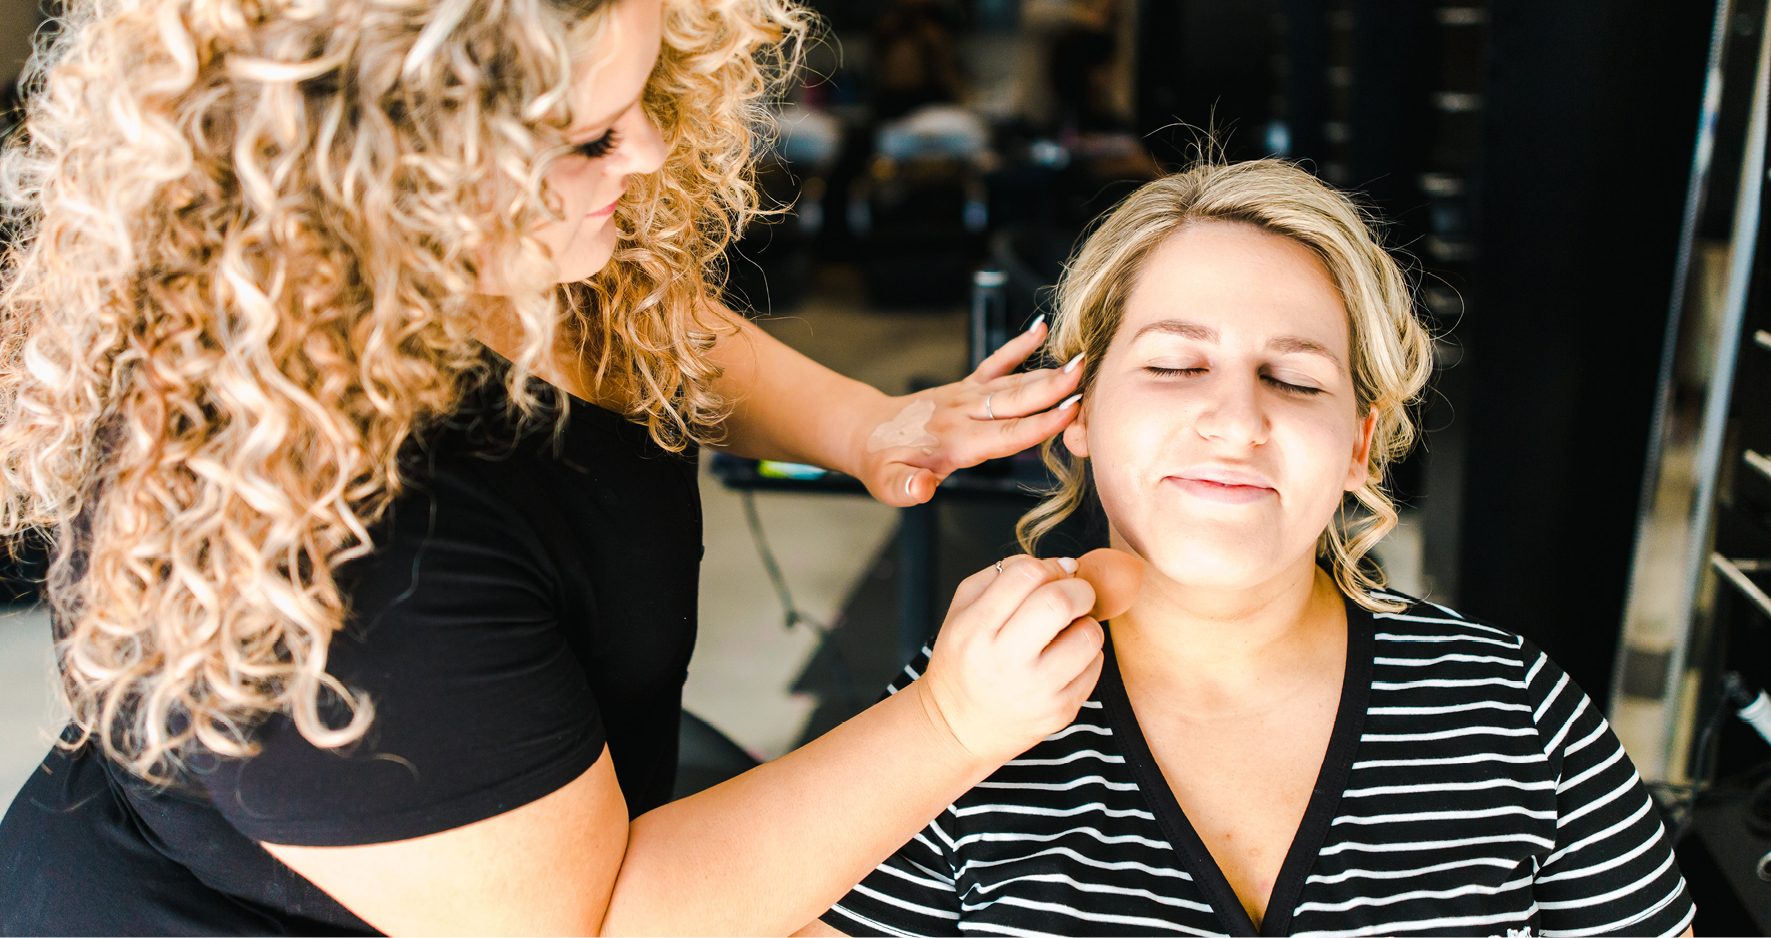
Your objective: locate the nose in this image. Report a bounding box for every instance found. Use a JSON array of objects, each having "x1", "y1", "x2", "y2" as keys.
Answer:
[
  {"x1": 610, "y1": 106, "x2": 667, "y2": 179},
  {"x1": 1192, "y1": 370, "x2": 1268, "y2": 449}
]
